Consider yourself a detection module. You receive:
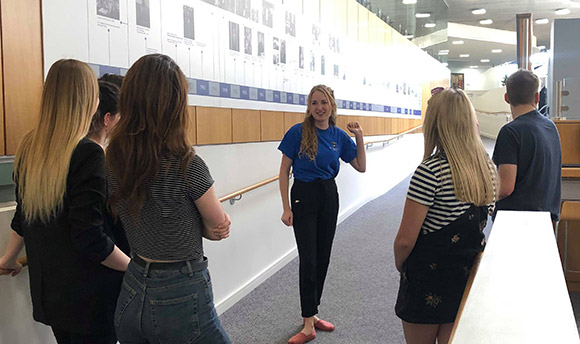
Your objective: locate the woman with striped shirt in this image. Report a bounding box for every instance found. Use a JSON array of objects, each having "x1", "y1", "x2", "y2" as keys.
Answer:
[{"x1": 394, "y1": 88, "x2": 497, "y2": 344}]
